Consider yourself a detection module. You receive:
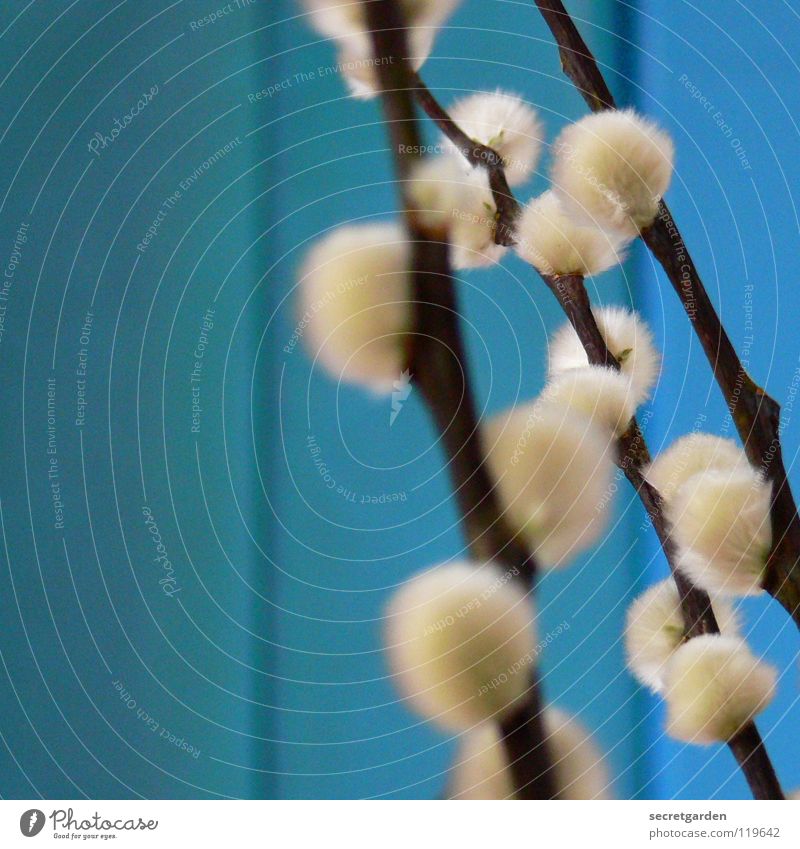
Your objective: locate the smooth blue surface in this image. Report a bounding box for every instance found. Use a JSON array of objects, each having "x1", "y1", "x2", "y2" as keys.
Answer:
[
  {"x1": 0, "y1": 0, "x2": 271, "y2": 799},
  {"x1": 0, "y1": 0, "x2": 797, "y2": 800}
]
